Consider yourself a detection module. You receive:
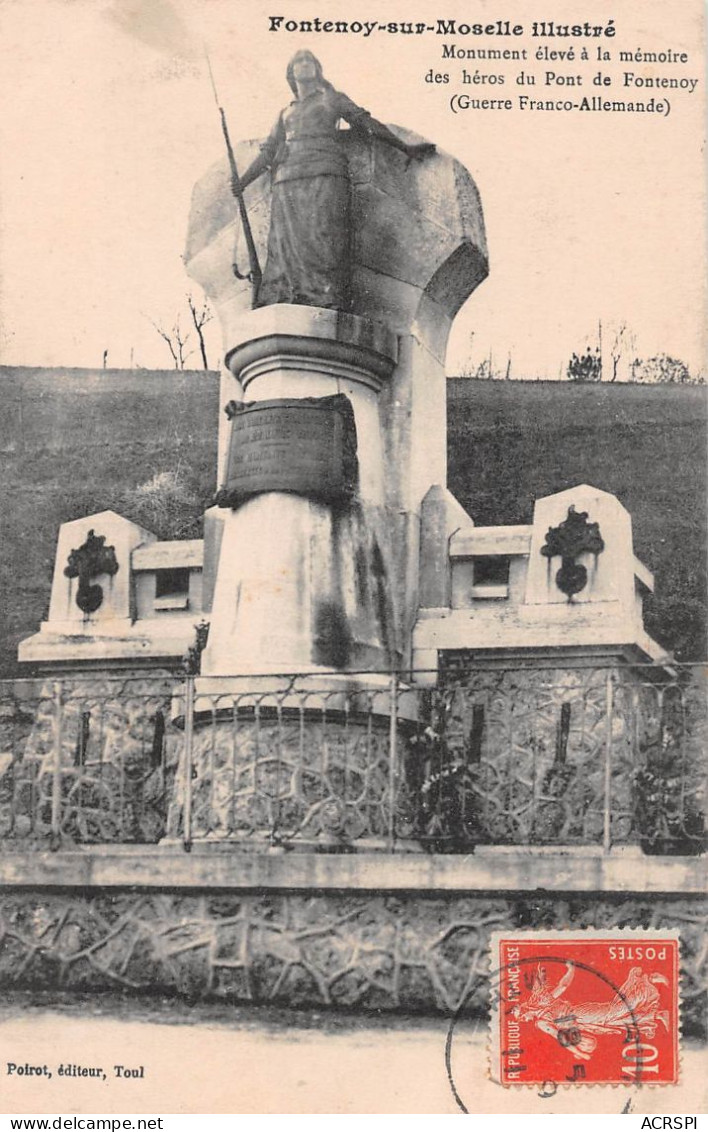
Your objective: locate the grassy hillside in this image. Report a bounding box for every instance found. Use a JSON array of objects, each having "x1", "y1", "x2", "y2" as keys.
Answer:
[{"x1": 0, "y1": 368, "x2": 704, "y2": 676}]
